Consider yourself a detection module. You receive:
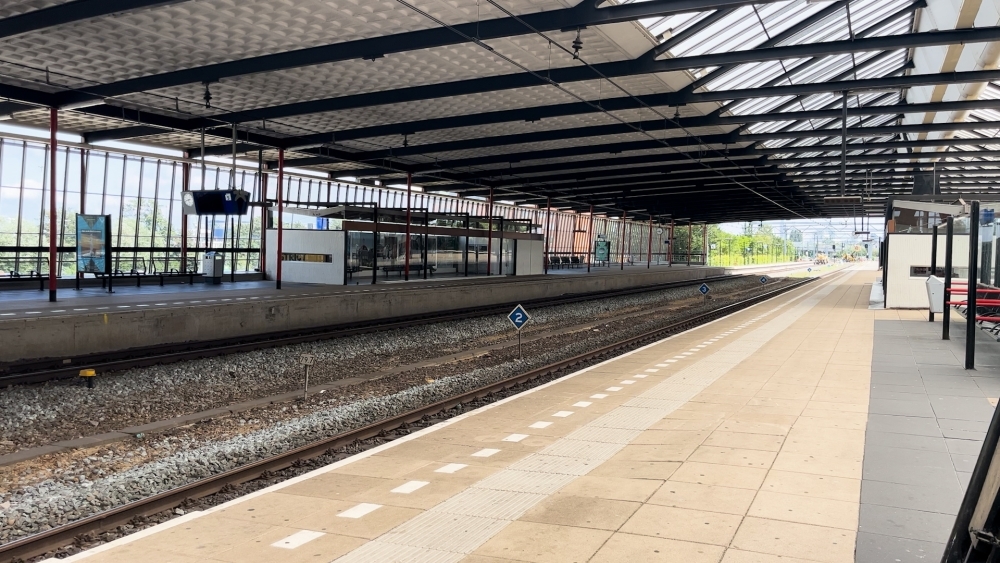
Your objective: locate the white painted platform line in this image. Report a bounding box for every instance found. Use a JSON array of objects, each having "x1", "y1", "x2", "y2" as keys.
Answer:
[
  {"x1": 620, "y1": 380, "x2": 635, "y2": 385},
  {"x1": 435, "y1": 464, "x2": 467, "y2": 474},
  {"x1": 688, "y1": 348, "x2": 700, "y2": 352},
  {"x1": 529, "y1": 421, "x2": 552, "y2": 429},
  {"x1": 606, "y1": 387, "x2": 623, "y2": 392},
  {"x1": 590, "y1": 394, "x2": 608, "y2": 399},
  {"x1": 664, "y1": 359, "x2": 678, "y2": 363},
  {"x1": 331, "y1": 272, "x2": 848, "y2": 563},
  {"x1": 471, "y1": 448, "x2": 501, "y2": 457},
  {"x1": 572, "y1": 401, "x2": 592, "y2": 408},
  {"x1": 552, "y1": 411, "x2": 574, "y2": 417},
  {"x1": 645, "y1": 368, "x2": 659, "y2": 372},
  {"x1": 672, "y1": 356, "x2": 685, "y2": 359},
  {"x1": 391, "y1": 481, "x2": 430, "y2": 494},
  {"x1": 633, "y1": 374, "x2": 648, "y2": 379},
  {"x1": 338, "y1": 503, "x2": 382, "y2": 519},
  {"x1": 272, "y1": 530, "x2": 325, "y2": 549},
  {"x1": 502, "y1": 434, "x2": 529, "y2": 443},
  {"x1": 655, "y1": 364, "x2": 669, "y2": 367}
]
